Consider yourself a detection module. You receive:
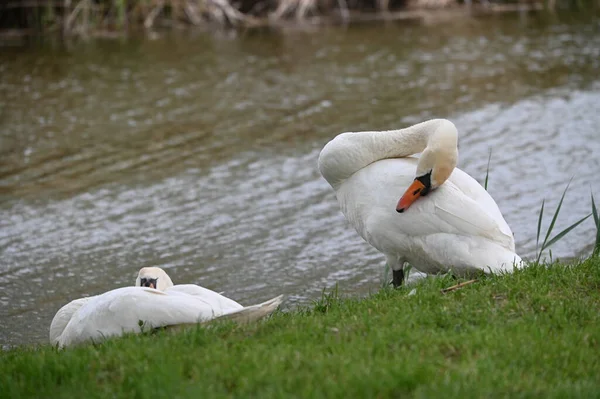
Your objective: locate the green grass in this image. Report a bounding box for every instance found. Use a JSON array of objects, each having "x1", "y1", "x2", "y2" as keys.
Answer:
[
  {"x1": 534, "y1": 180, "x2": 591, "y2": 264},
  {"x1": 3, "y1": 257, "x2": 600, "y2": 398}
]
